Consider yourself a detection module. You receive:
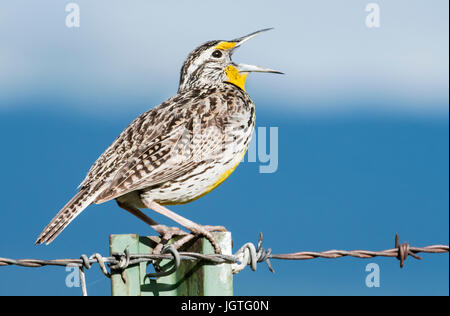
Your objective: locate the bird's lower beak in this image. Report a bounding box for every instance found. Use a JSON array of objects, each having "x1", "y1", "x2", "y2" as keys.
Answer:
[{"x1": 236, "y1": 63, "x2": 284, "y2": 74}]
